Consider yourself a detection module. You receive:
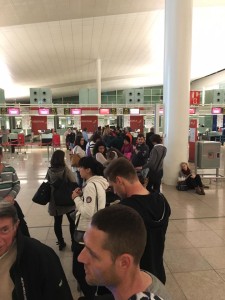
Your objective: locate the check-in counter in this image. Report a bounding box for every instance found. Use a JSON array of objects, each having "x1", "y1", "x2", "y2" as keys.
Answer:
[{"x1": 41, "y1": 133, "x2": 53, "y2": 145}]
